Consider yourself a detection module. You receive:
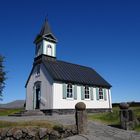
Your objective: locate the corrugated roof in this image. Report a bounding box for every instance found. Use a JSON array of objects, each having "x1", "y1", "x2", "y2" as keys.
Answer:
[{"x1": 42, "y1": 57, "x2": 111, "y2": 88}]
